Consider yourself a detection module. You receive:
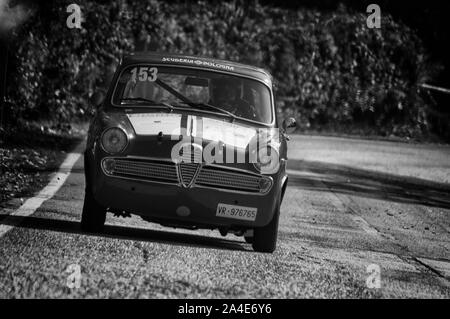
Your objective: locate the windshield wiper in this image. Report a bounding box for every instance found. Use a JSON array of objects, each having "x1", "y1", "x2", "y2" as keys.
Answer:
[
  {"x1": 177, "y1": 102, "x2": 237, "y2": 121},
  {"x1": 120, "y1": 98, "x2": 174, "y2": 111}
]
